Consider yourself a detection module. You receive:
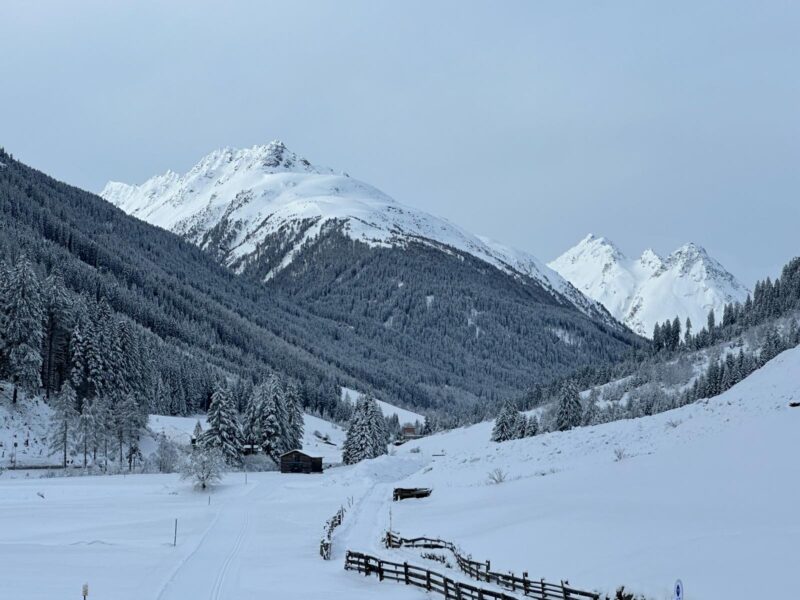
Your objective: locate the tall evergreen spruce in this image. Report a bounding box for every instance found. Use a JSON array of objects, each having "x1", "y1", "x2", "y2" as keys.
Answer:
[
  {"x1": 554, "y1": 381, "x2": 583, "y2": 432},
  {"x1": 203, "y1": 383, "x2": 243, "y2": 465},
  {"x1": 4, "y1": 257, "x2": 44, "y2": 402},
  {"x1": 284, "y1": 380, "x2": 305, "y2": 451},
  {"x1": 342, "y1": 395, "x2": 387, "y2": 465},
  {"x1": 491, "y1": 401, "x2": 523, "y2": 442}
]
